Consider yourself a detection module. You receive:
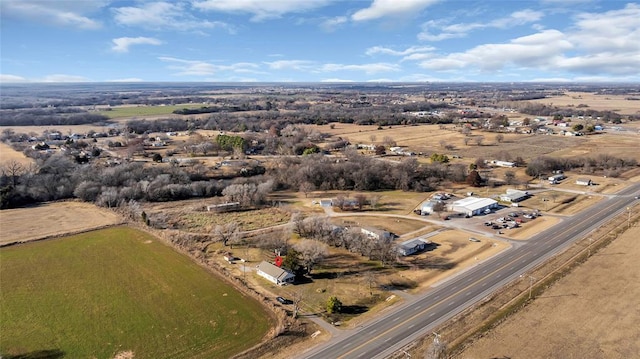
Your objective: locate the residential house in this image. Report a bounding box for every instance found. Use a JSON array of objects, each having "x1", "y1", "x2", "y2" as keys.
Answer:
[
  {"x1": 256, "y1": 261, "x2": 295, "y2": 285},
  {"x1": 361, "y1": 227, "x2": 394, "y2": 241},
  {"x1": 397, "y1": 238, "x2": 433, "y2": 256}
]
